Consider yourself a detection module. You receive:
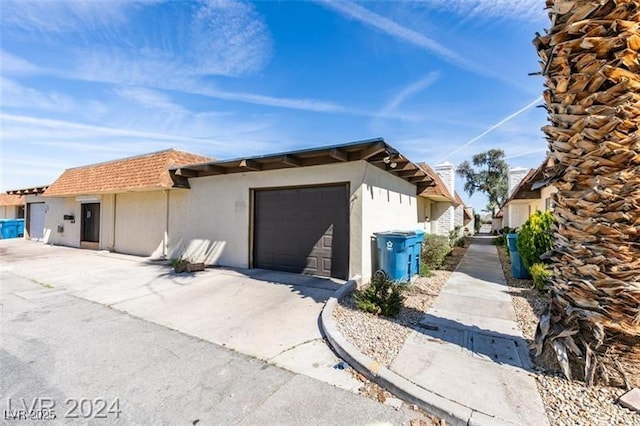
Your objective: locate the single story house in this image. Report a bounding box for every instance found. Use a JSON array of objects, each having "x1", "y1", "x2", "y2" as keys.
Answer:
[
  {"x1": 0, "y1": 194, "x2": 25, "y2": 219},
  {"x1": 34, "y1": 139, "x2": 435, "y2": 281},
  {"x1": 499, "y1": 159, "x2": 557, "y2": 230},
  {"x1": 6, "y1": 186, "x2": 49, "y2": 240},
  {"x1": 35, "y1": 149, "x2": 211, "y2": 255}
]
